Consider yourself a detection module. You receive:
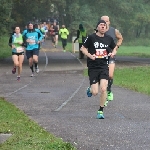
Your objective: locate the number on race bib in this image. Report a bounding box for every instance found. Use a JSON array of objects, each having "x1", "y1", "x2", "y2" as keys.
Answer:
[
  {"x1": 95, "y1": 49, "x2": 108, "y2": 58},
  {"x1": 28, "y1": 39, "x2": 36, "y2": 45},
  {"x1": 16, "y1": 47, "x2": 24, "y2": 53}
]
